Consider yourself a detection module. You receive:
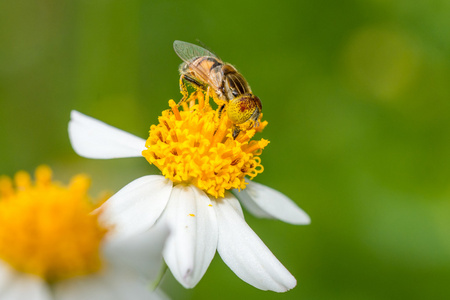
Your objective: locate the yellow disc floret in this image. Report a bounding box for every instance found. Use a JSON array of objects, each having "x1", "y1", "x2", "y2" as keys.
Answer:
[
  {"x1": 142, "y1": 91, "x2": 269, "y2": 198},
  {"x1": 0, "y1": 166, "x2": 108, "y2": 283}
]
